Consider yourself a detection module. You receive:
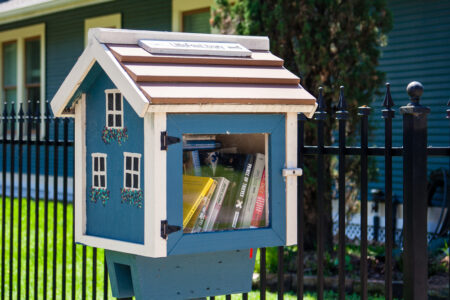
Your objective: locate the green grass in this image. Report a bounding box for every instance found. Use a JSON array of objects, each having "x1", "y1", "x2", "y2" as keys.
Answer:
[
  {"x1": 1, "y1": 197, "x2": 387, "y2": 299},
  {"x1": 0, "y1": 196, "x2": 112, "y2": 299}
]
